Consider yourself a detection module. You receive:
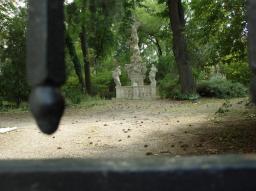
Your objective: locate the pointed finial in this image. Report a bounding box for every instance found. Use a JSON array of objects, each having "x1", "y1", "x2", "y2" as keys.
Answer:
[{"x1": 29, "y1": 86, "x2": 65, "y2": 135}]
